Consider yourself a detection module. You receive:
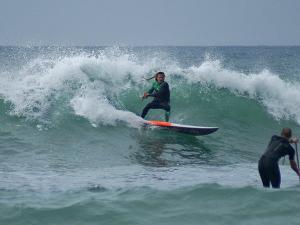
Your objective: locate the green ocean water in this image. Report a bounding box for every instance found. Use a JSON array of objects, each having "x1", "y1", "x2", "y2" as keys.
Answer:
[{"x1": 1, "y1": 46, "x2": 300, "y2": 225}]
